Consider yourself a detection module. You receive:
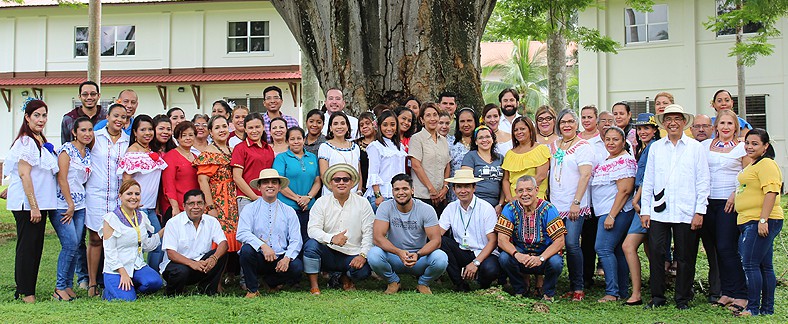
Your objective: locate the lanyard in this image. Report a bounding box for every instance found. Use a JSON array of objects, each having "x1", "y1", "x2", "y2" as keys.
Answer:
[
  {"x1": 457, "y1": 198, "x2": 477, "y2": 236},
  {"x1": 121, "y1": 208, "x2": 142, "y2": 254}
]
